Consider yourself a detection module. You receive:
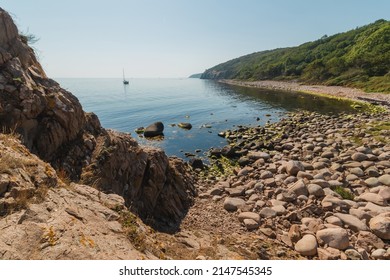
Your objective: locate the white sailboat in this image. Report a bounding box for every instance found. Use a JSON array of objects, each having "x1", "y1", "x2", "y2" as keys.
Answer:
[{"x1": 123, "y1": 69, "x2": 129, "y2": 85}]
